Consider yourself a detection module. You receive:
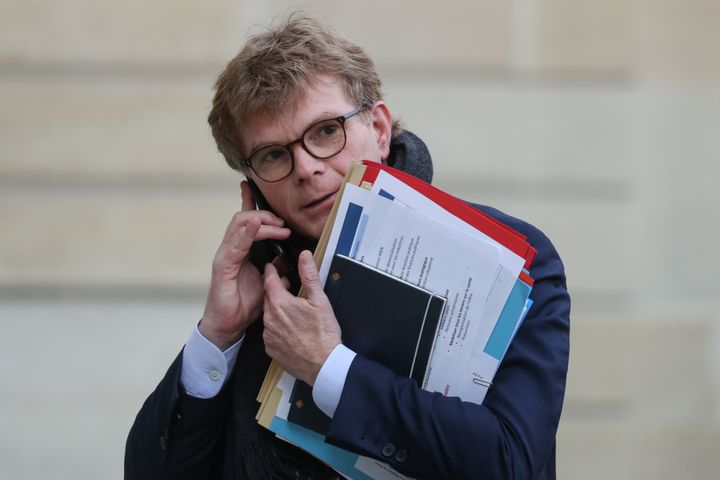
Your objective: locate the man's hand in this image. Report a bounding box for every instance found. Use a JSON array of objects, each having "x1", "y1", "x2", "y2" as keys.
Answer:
[
  {"x1": 263, "y1": 250, "x2": 342, "y2": 385},
  {"x1": 200, "y1": 181, "x2": 291, "y2": 350}
]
